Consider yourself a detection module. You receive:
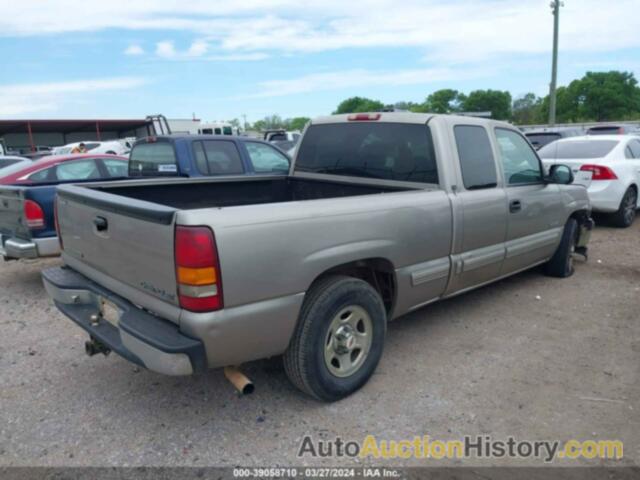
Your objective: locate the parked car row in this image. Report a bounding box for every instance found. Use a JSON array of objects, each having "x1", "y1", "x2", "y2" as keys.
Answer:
[
  {"x1": 0, "y1": 135, "x2": 292, "y2": 261},
  {"x1": 524, "y1": 124, "x2": 640, "y2": 150},
  {"x1": 35, "y1": 112, "x2": 597, "y2": 401}
]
